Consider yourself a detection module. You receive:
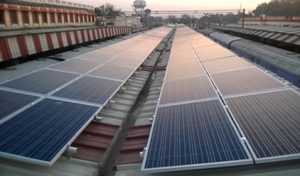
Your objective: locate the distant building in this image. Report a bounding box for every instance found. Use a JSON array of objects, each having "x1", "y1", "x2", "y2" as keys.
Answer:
[
  {"x1": 0, "y1": 0, "x2": 95, "y2": 30},
  {"x1": 114, "y1": 16, "x2": 141, "y2": 27},
  {"x1": 241, "y1": 16, "x2": 300, "y2": 26}
]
